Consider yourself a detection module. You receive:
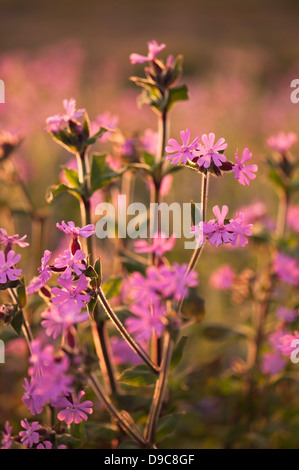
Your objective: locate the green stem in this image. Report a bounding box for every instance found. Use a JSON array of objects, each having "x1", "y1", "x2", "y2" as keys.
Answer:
[{"x1": 9, "y1": 288, "x2": 33, "y2": 351}]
